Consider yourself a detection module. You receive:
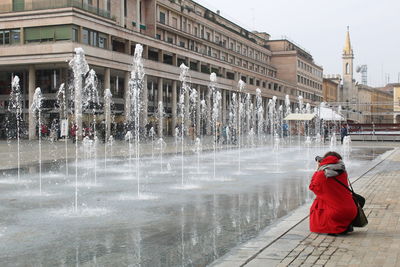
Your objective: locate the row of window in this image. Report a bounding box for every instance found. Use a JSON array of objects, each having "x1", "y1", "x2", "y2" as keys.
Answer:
[
  {"x1": 24, "y1": 25, "x2": 76, "y2": 43},
  {"x1": 5, "y1": 25, "x2": 320, "y2": 102},
  {"x1": 82, "y1": 28, "x2": 108, "y2": 49},
  {"x1": 158, "y1": 8, "x2": 271, "y2": 65},
  {"x1": 157, "y1": 29, "x2": 277, "y2": 78},
  {"x1": 297, "y1": 75, "x2": 322, "y2": 90},
  {"x1": 298, "y1": 90, "x2": 323, "y2": 102},
  {"x1": 297, "y1": 60, "x2": 322, "y2": 78}
]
